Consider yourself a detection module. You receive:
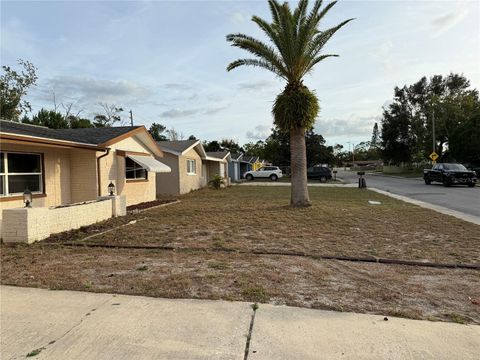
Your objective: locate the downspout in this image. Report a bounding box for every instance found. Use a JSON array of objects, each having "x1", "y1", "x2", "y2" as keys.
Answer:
[{"x1": 97, "y1": 148, "x2": 110, "y2": 197}]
